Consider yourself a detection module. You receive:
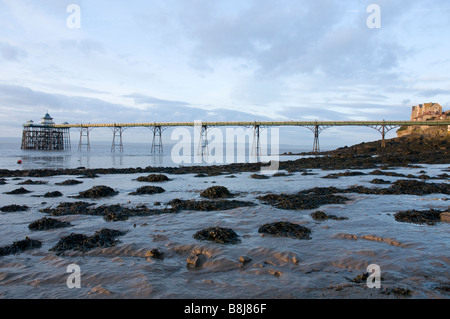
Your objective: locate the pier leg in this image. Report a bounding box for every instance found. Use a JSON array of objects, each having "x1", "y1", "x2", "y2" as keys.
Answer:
[
  {"x1": 367, "y1": 122, "x2": 400, "y2": 150},
  {"x1": 151, "y1": 126, "x2": 163, "y2": 154},
  {"x1": 313, "y1": 125, "x2": 320, "y2": 153},
  {"x1": 198, "y1": 125, "x2": 209, "y2": 156},
  {"x1": 251, "y1": 125, "x2": 261, "y2": 158},
  {"x1": 78, "y1": 127, "x2": 91, "y2": 151},
  {"x1": 111, "y1": 126, "x2": 124, "y2": 152}
]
